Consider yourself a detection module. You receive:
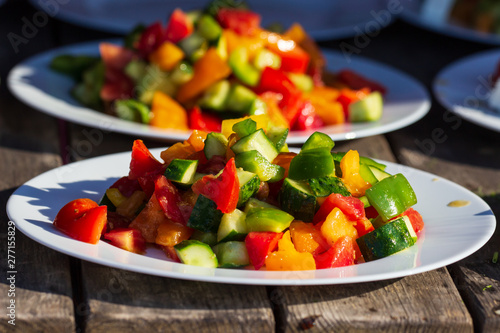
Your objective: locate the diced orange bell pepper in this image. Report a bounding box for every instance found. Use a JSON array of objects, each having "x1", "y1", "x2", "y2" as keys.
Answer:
[
  {"x1": 176, "y1": 47, "x2": 232, "y2": 103},
  {"x1": 265, "y1": 231, "x2": 316, "y2": 271},
  {"x1": 185, "y1": 130, "x2": 207, "y2": 152},
  {"x1": 340, "y1": 150, "x2": 371, "y2": 197},
  {"x1": 223, "y1": 29, "x2": 264, "y2": 60},
  {"x1": 160, "y1": 142, "x2": 196, "y2": 165},
  {"x1": 289, "y1": 221, "x2": 329, "y2": 255},
  {"x1": 155, "y1": 220, "x2": 193, "y2": 247},
  {"x1": 272, "y1": 152, "x2": 297, "y2": 178},
  {"x1": 305, "y1": 86, "x2": 344, "y2": 125},
  {"x1": 150, "y1": 91, "x2": 189, "y2": 130},
  {"x1": 320, "y1": 207, "x2": 358, "y2": 246},
  {"x1": 149, "y1": 41, "x2": 185, "y2": 71}
]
